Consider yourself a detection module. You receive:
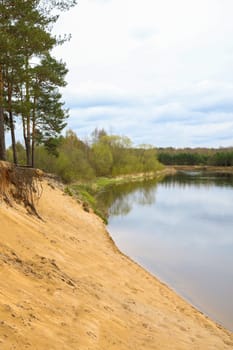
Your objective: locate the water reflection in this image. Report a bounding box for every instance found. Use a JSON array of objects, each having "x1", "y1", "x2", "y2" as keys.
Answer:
[
  {"x1": 102, "y1": 171, "x2": 233, "y2": 332},
  {"x1": 161, "y1": 171, "x2": 233, "y2": 189},
  {"x1": 97, "y1": 180, "x2": 158, "y2": 217}
]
